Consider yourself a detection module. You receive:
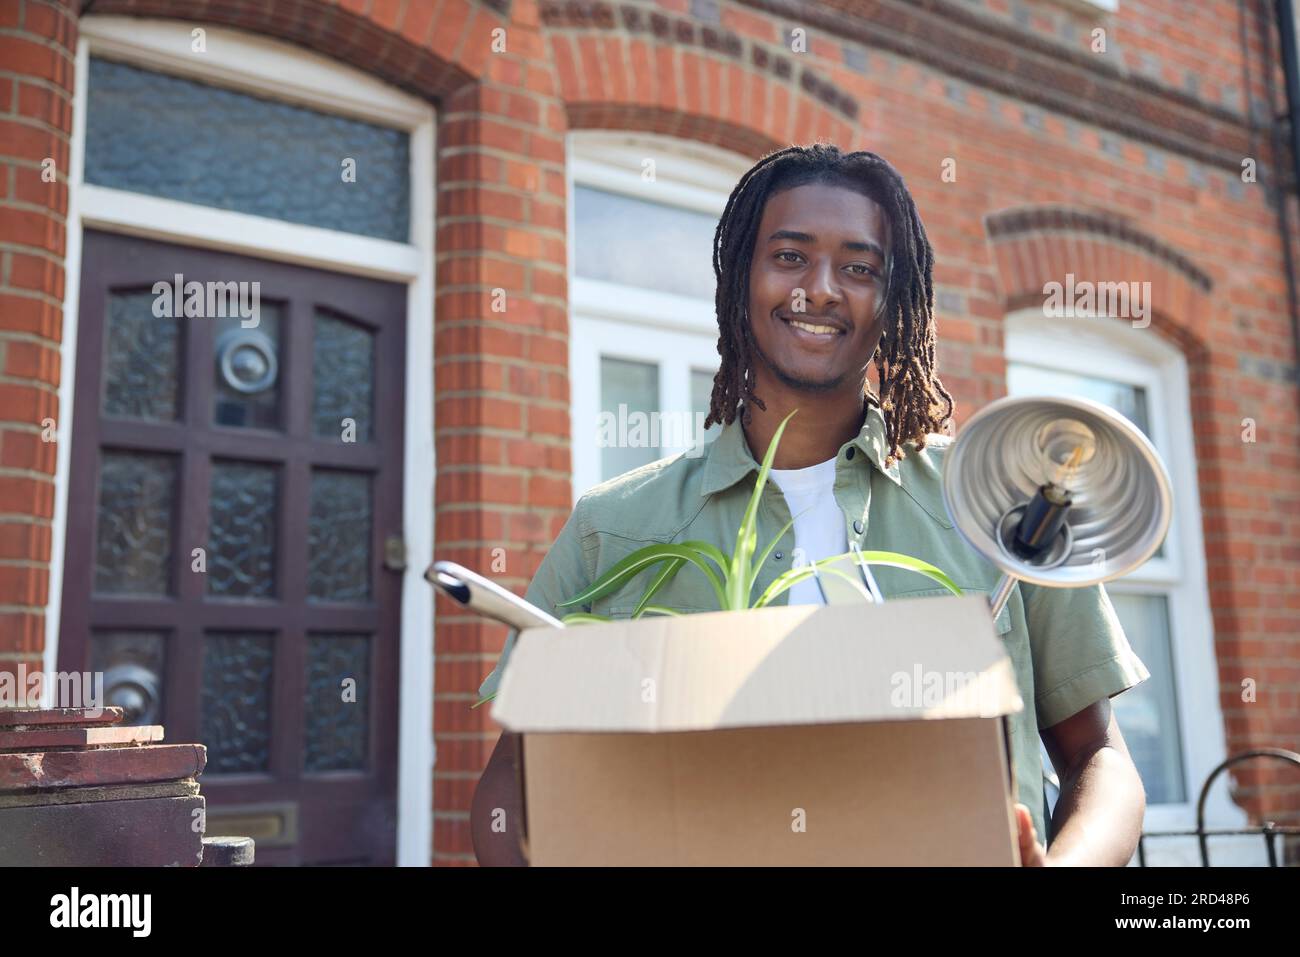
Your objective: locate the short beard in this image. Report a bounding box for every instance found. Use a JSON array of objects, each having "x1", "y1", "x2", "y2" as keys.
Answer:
[{"x1": 751, "y1": 322, "x2": 851, "y2": 394}]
